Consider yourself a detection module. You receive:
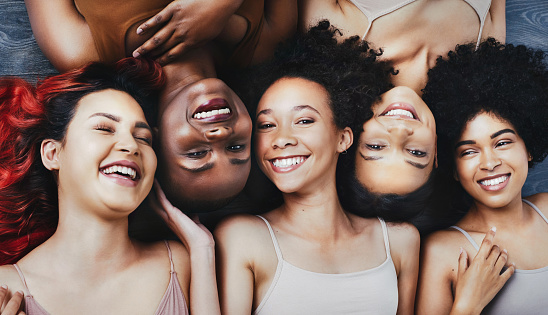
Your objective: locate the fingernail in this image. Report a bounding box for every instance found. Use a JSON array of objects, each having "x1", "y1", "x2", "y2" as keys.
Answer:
[
  {"x1": 1, "y1": 284, "x2": 6, "y2": 289},
  {"x1": 503, "y1": 249, "x2": 508, "y2": 254},
  {"x1": 459, "y1": 247, "x2": 463, "y2": 254},
  {"x1": 133, "y1": 51, "x2": 140, "y2": 58},
  {"x1": 136, "y1": 27, "x2": 143, "y2": 35},
  {"x1": 17, "y1": 290, "x2": 24, "y2": 295},
  {"x1": 491, "y1": 226, "x2": 497, "y2": 232}
]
